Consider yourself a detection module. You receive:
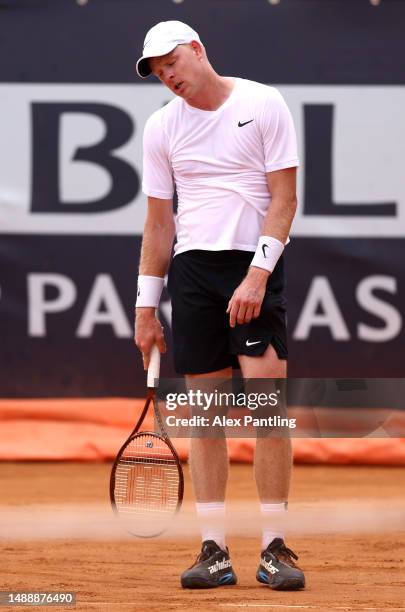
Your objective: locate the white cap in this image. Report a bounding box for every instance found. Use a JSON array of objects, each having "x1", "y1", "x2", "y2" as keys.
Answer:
[{"x1": 136, "y1": 20, "x2": 202, "y2": 78}]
